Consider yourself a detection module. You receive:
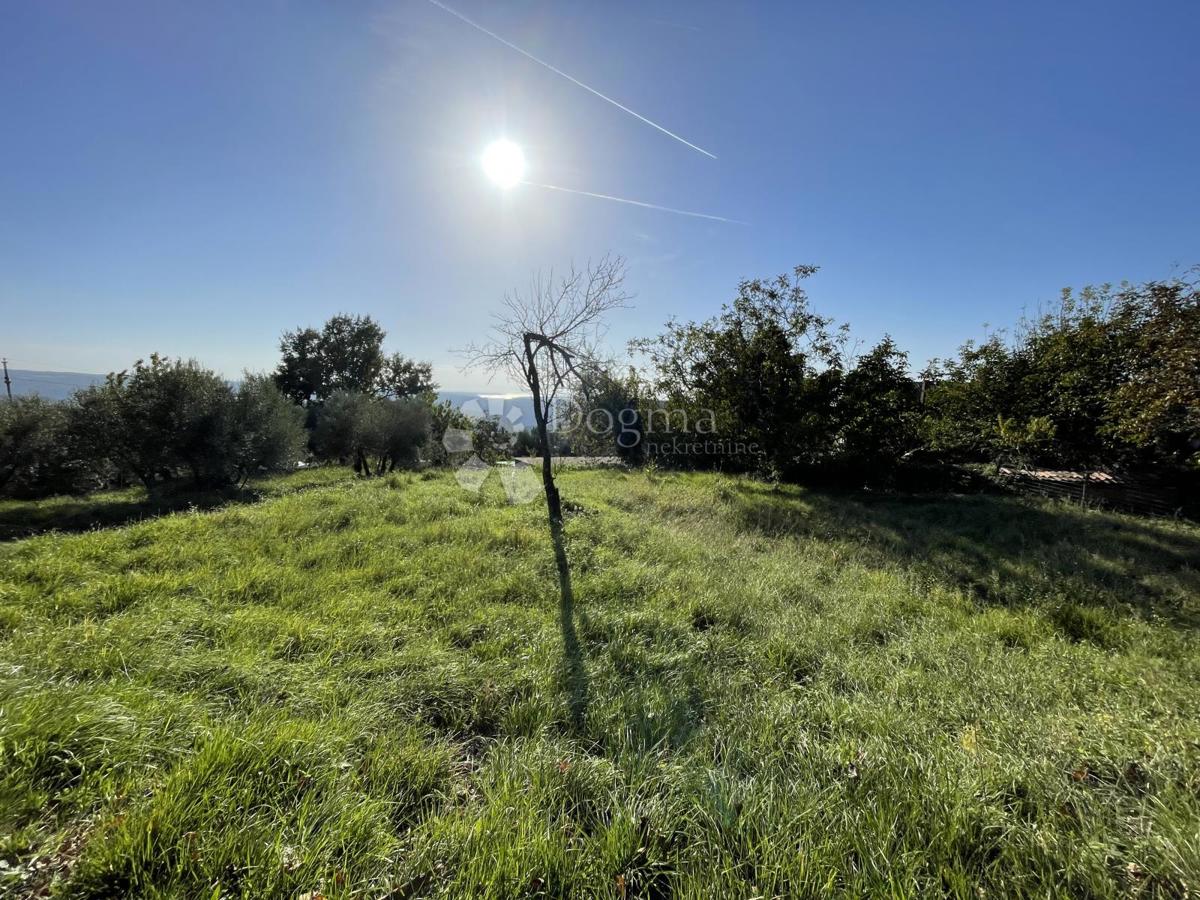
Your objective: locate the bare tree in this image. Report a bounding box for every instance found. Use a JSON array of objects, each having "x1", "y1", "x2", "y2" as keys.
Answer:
[
  {"x1": 471, "y1": 253, "x2": 628, "y2": 542},
  {"x1": 469, "y1": 255, "x2": 629, "y2": 726}
]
